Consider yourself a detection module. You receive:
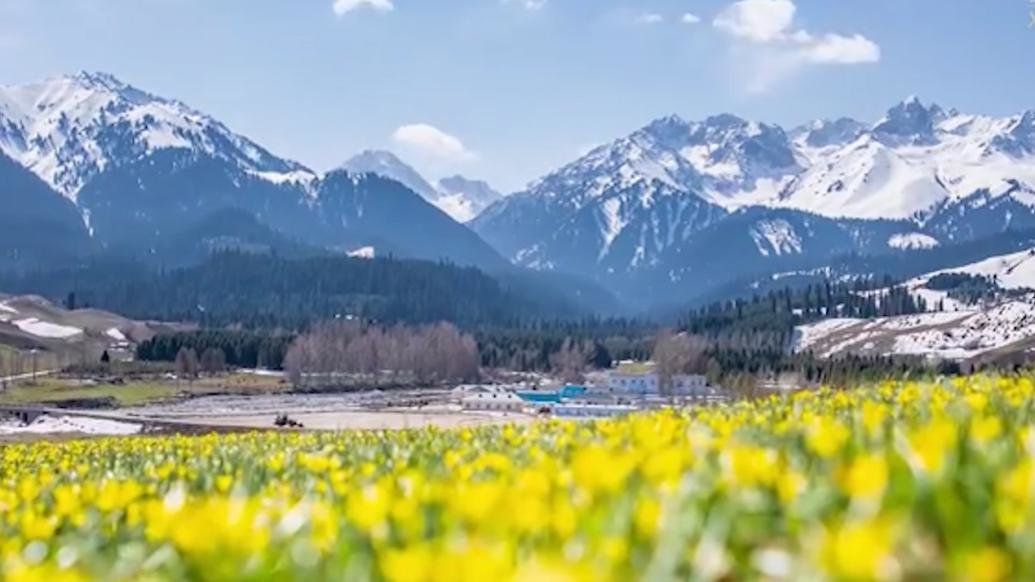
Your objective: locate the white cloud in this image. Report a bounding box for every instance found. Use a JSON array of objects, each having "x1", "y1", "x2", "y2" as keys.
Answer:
[
  {"x1": 714, "y1": 0, "x2": 796, "y2": 42},
  {"x1": 637, "y1": 13, "x2": 664, "y2": 25},
  {"x1": 681, "y1": 13, "x2": 701, "y2": 25},
  {"x1": 392, "y1": 124, "x2": 477, "y2": 164},
  {"x1": 333, "y1": 0, "x2": 393, "y2": 16},
  {"x1": 712, "y1": 0, "x2": 879, "y2": 91},
  {"x1": 800, "y1": 33, "x2": 881, "y2": 64}
]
